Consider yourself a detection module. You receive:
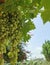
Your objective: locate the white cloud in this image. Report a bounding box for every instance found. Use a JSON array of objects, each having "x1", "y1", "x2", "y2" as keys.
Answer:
[
  {"x1": 27, "y1": 46, "x2": 45, "y2": 60},
  {"x1": 31, "y1": 46, "x2": 44, "y2": 58}
]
